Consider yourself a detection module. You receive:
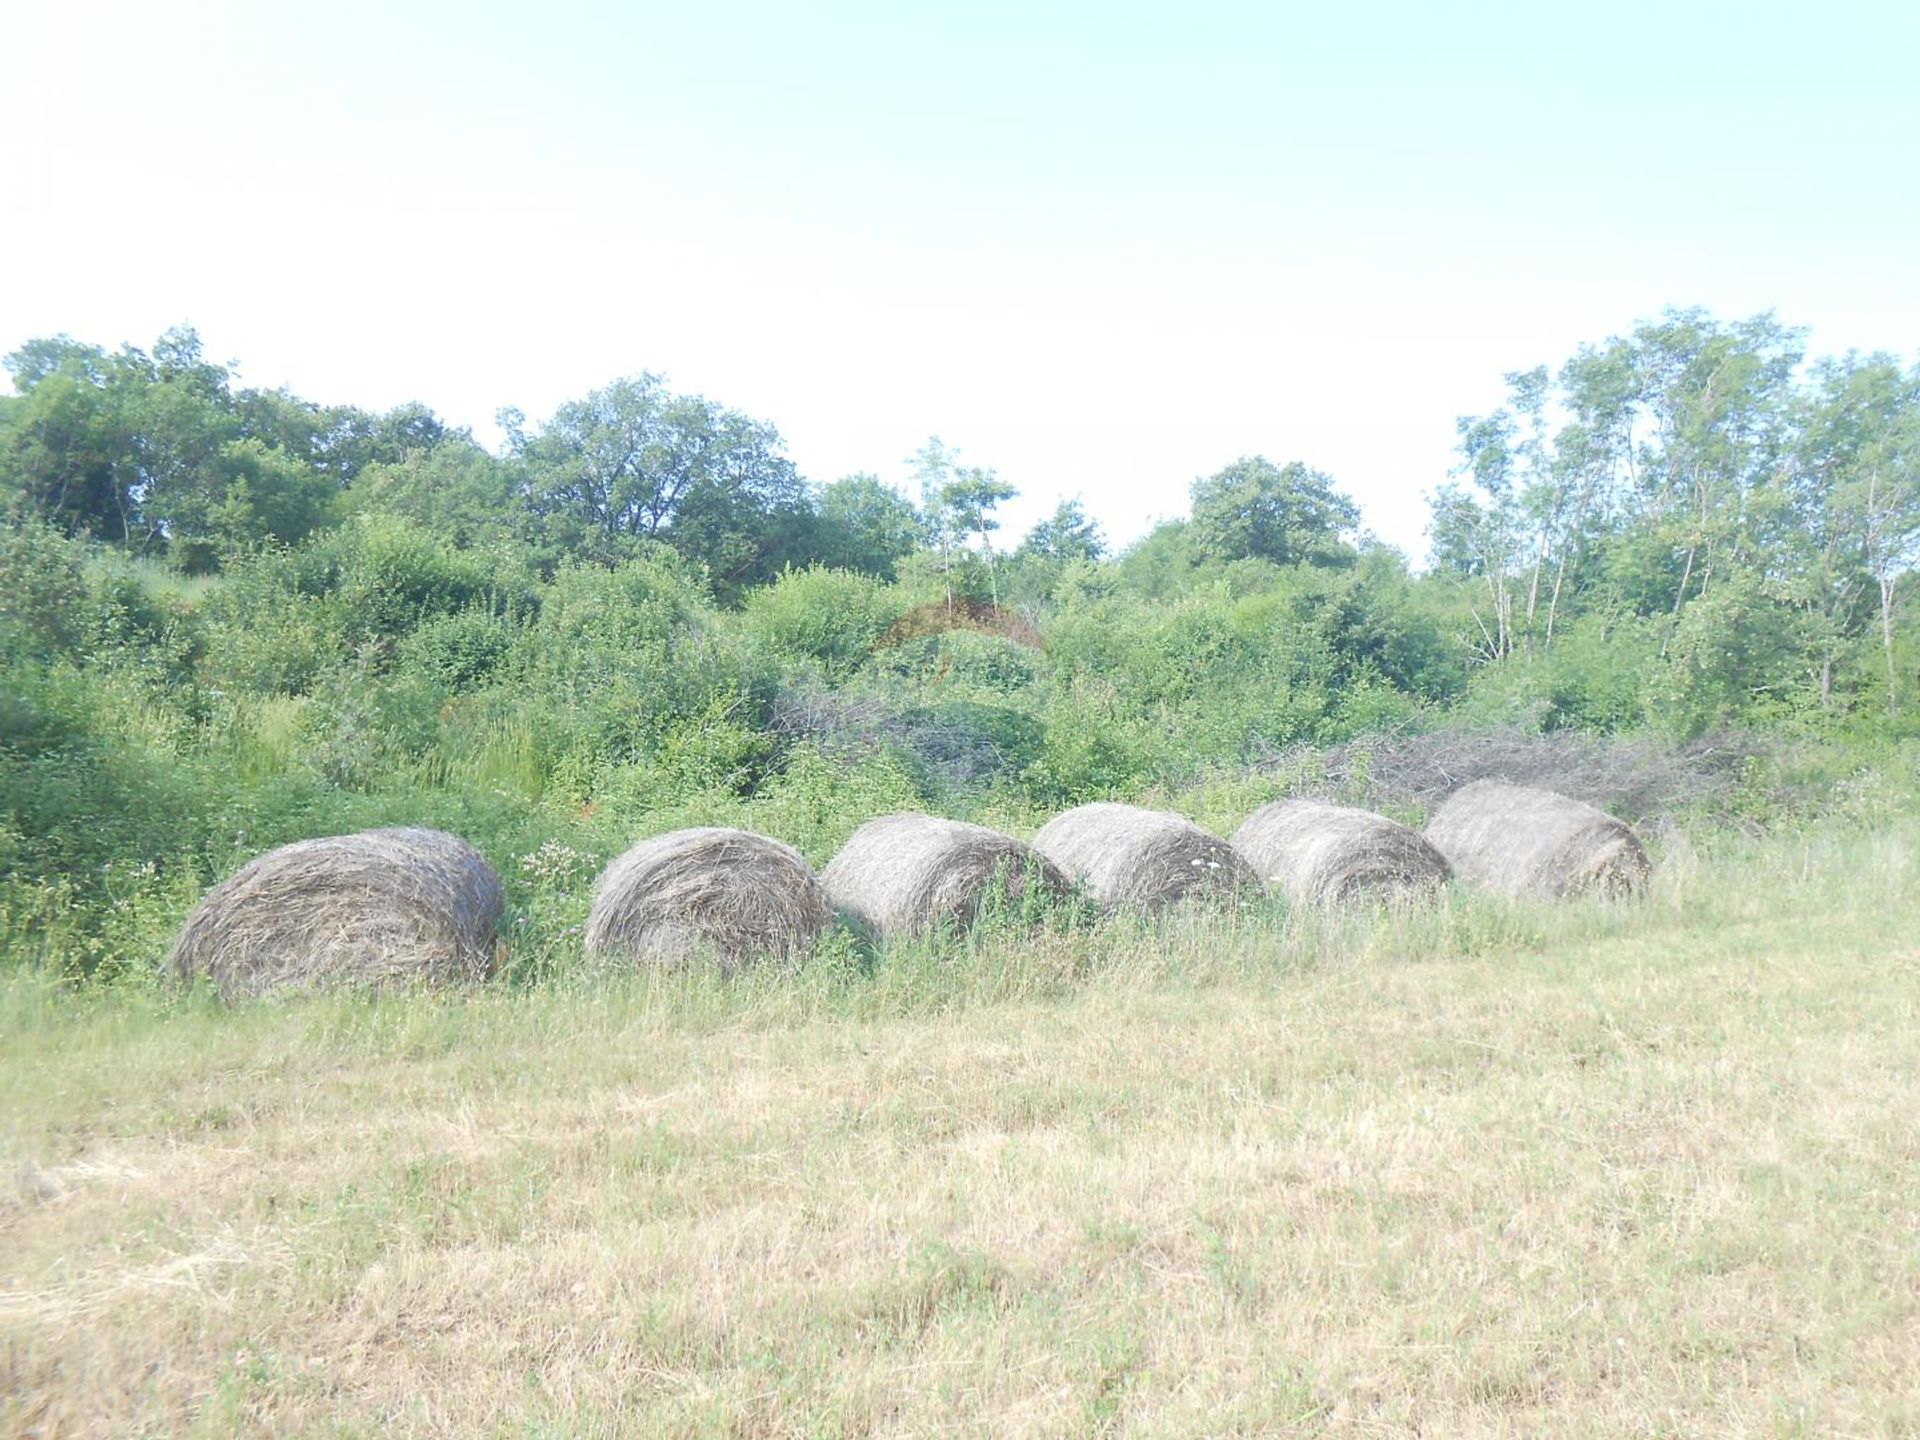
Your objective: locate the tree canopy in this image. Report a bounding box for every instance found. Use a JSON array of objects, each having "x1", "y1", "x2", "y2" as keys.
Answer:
[
  {"x1": 1189, "y1": 457, "x2": 1360, "y2": 568},
  {"x1": 7, "y1": 309, "x2": 1920, "y2": 730}
]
